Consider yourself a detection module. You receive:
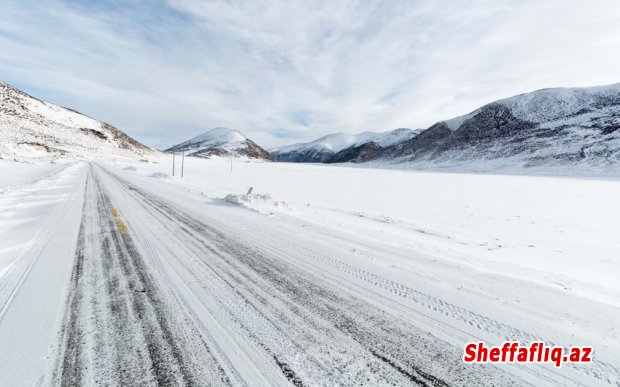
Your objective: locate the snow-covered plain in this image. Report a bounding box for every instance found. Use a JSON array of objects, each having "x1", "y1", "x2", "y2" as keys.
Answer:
[
  {"x1": 1, "y1": 156, "x2": 619, "y2": 385},
  {"x1": 114, "y1": 157, "x2": 620, "y2": 377},
  {"x1": 127, "y1": 157, "x2": 620, "y2": 295}
]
